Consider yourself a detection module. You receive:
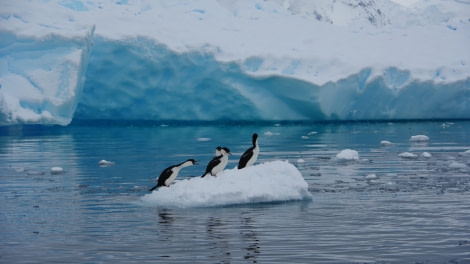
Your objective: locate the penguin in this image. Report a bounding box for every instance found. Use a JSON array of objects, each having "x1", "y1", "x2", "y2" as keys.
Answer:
[
  {"x1": 238, "y1": 133, "x2": 259, "y2": 169},
  {"x1": 201, "y1": 147, "x2": 231, "y2": 177},
  {"x1": 149, "y1": 159, "x2": 196, "y2": 191}
]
